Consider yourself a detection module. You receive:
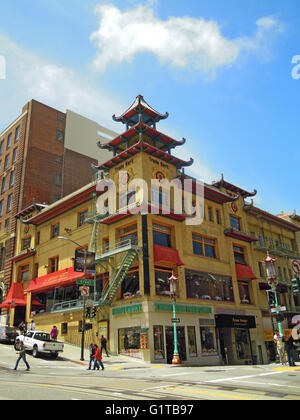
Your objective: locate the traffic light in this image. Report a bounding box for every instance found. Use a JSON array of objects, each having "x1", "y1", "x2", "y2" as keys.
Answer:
[
  {"x1": 91, "y1": 306, "x2": 97, "y2": 318},
  {"x1": 86, "y1": 307, "x2": 91, "y2": 318},
  {"x1": 267, "y1": 290, "x2": 276, "y2": 308},
  {"x1": 291, "y1": 278, "x2": 300, "y2": 295}
]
